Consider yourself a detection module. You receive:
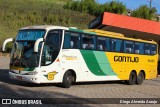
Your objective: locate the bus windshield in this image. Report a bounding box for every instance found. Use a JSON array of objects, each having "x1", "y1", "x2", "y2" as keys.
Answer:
[{"x1": 10, "y1": 29, "x2": 46, "y2": 68}]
